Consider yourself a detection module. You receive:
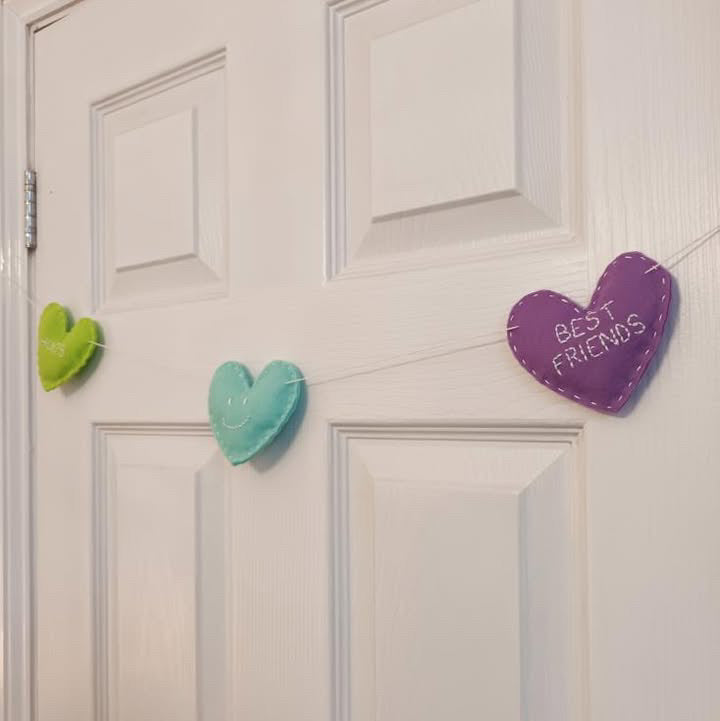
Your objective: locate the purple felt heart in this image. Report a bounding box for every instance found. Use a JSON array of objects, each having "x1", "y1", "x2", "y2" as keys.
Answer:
[{"x1": 507, "y1": 252, "x2": 672, "y2": 413}]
